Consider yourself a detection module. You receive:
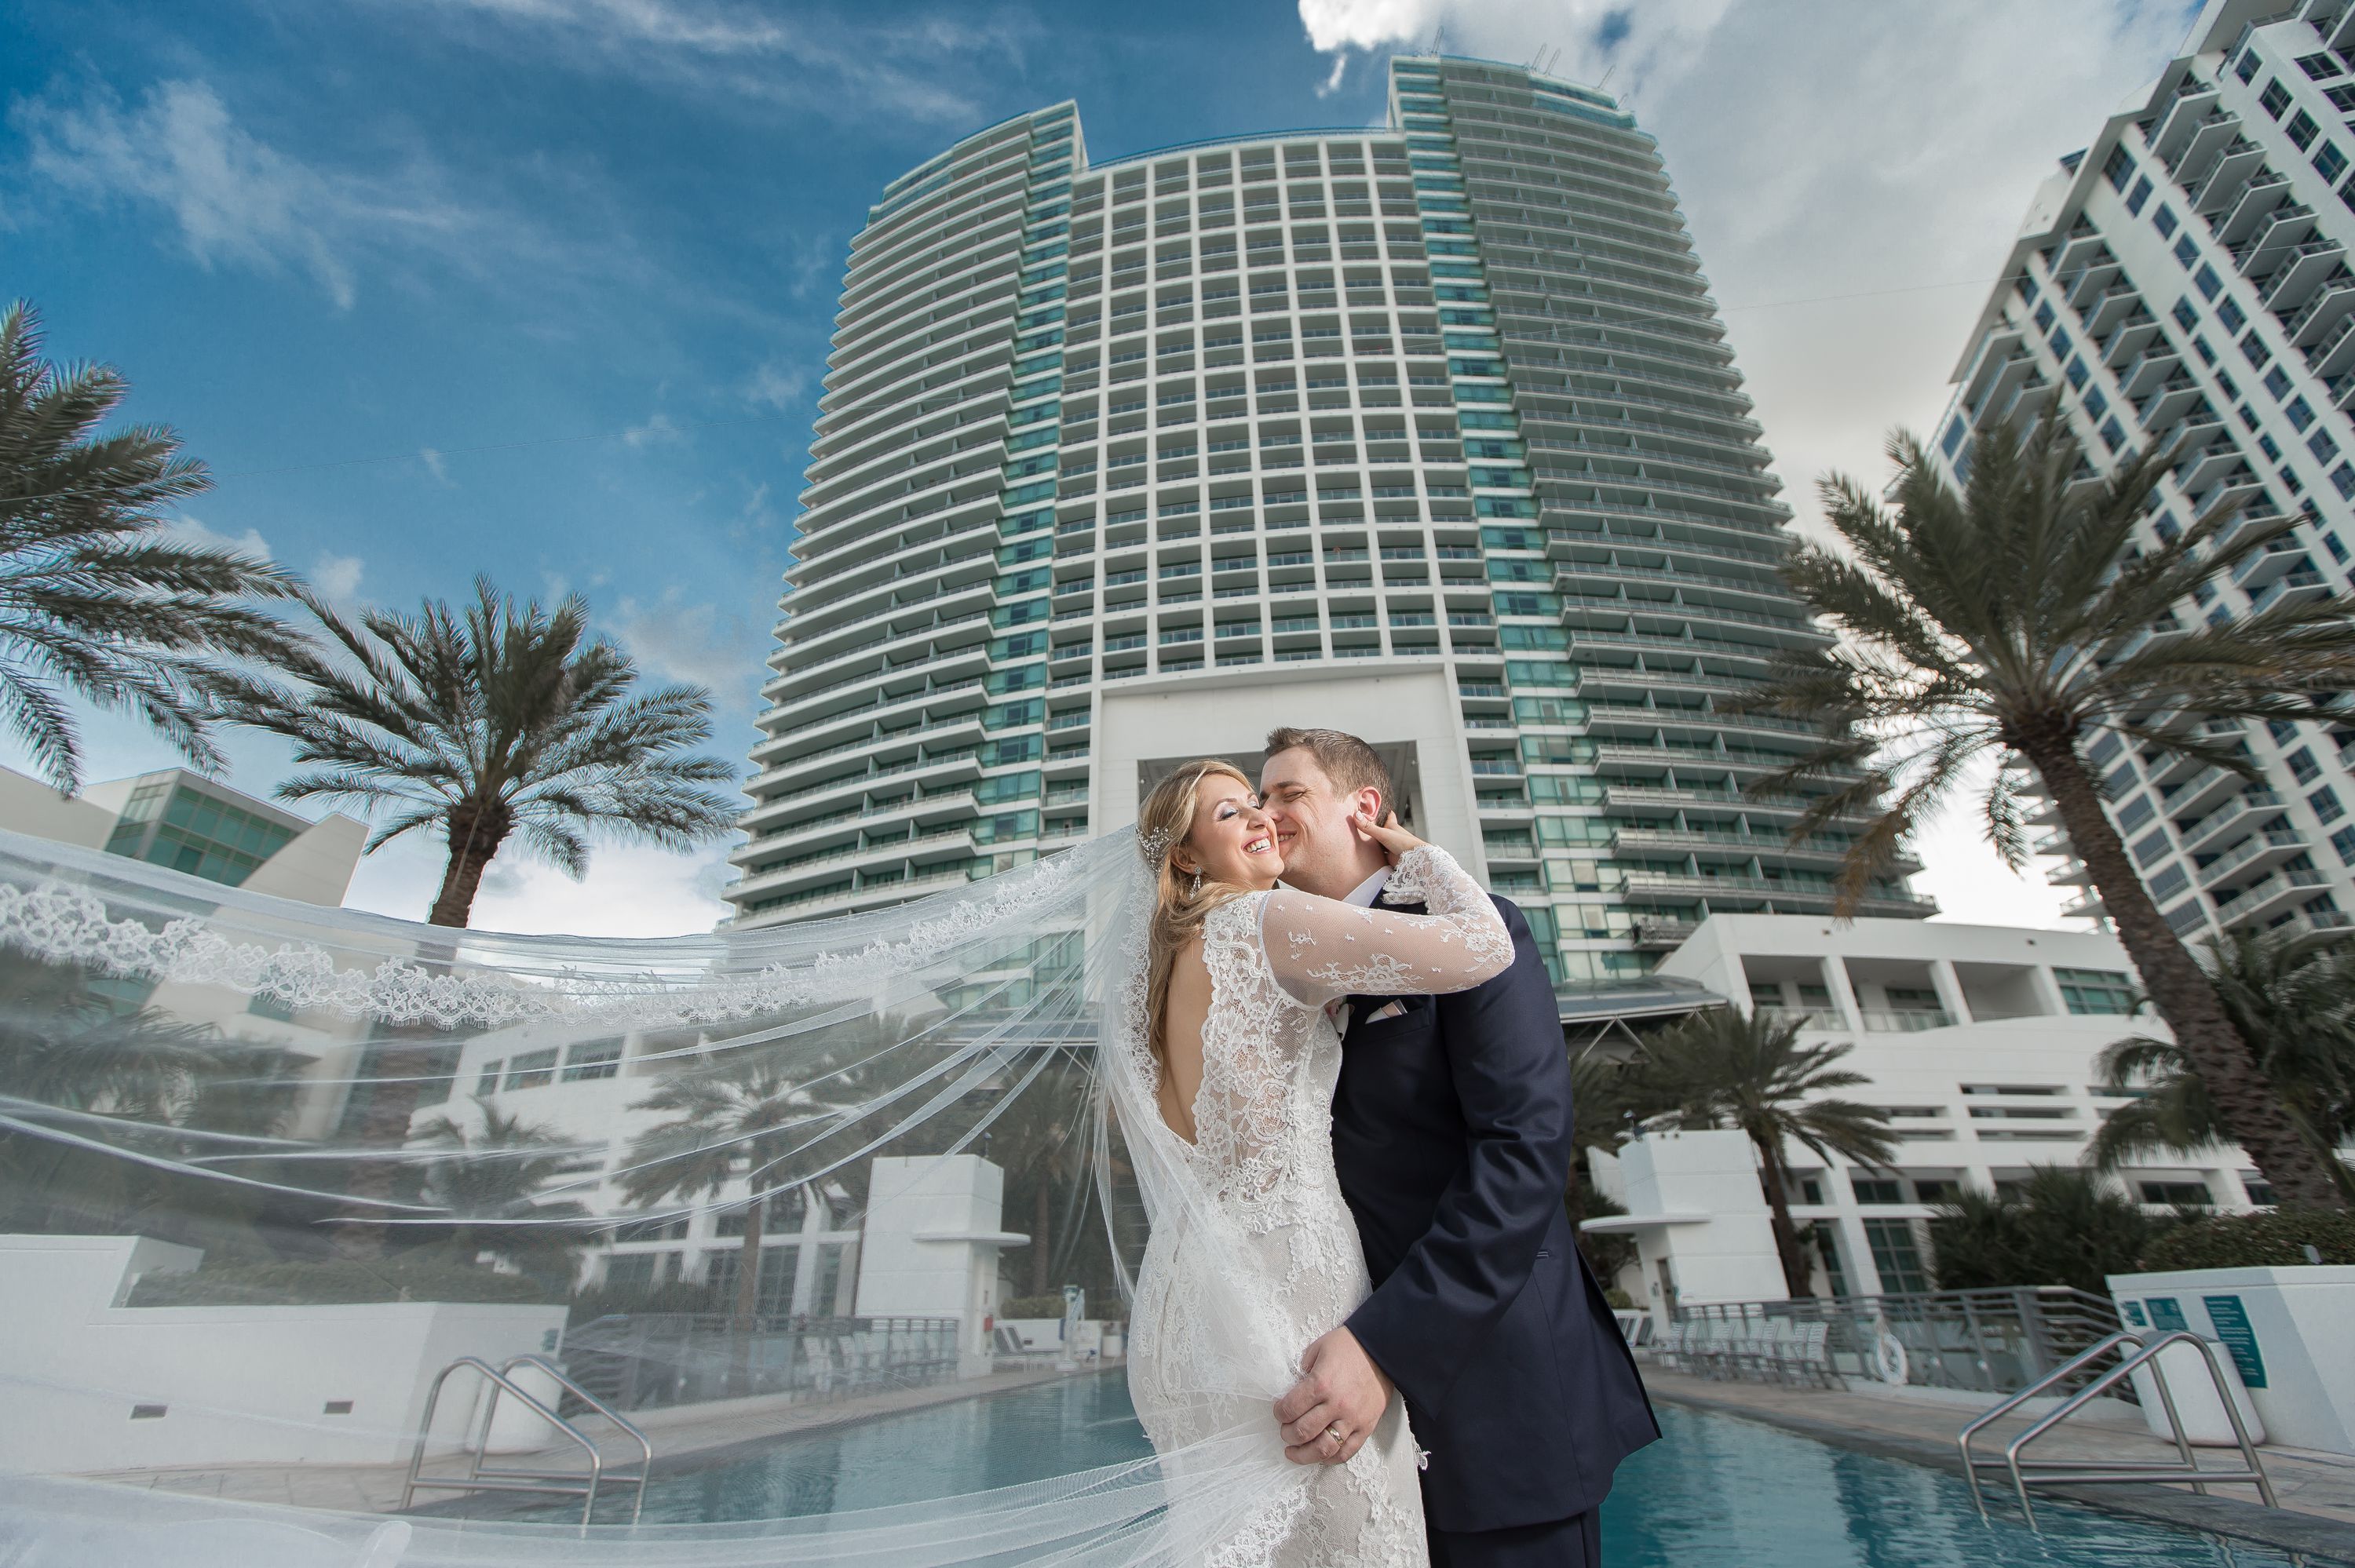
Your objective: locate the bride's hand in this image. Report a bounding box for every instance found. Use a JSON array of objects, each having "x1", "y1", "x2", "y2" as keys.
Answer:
[{"x1": 1352, "y1": 809, "x2": 1426, "y2": 866}]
